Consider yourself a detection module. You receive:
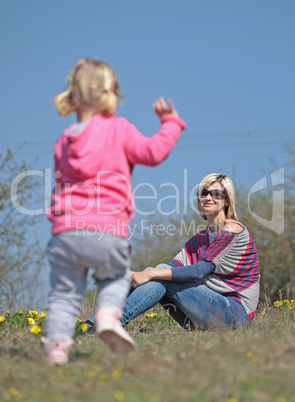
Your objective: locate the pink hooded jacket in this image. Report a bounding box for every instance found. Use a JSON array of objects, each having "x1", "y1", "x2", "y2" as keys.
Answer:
[{"x1": 47, "y1": 114, "x2": 186, "y2": 237}]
